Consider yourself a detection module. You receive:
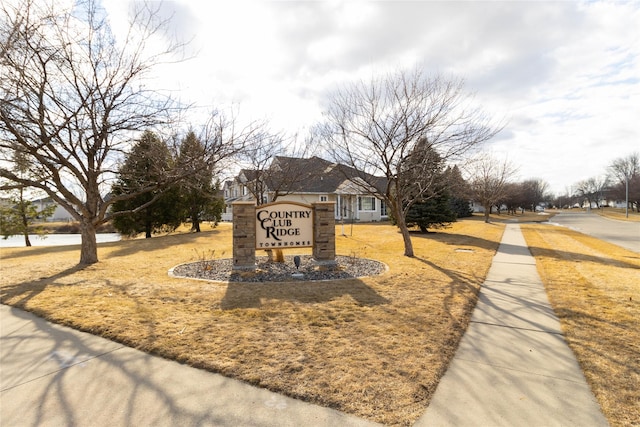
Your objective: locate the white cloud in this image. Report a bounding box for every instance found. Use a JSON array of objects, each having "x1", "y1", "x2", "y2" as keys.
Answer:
[{"x1": 105, "y1": 0, "x2": 640, "y2": 195}]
